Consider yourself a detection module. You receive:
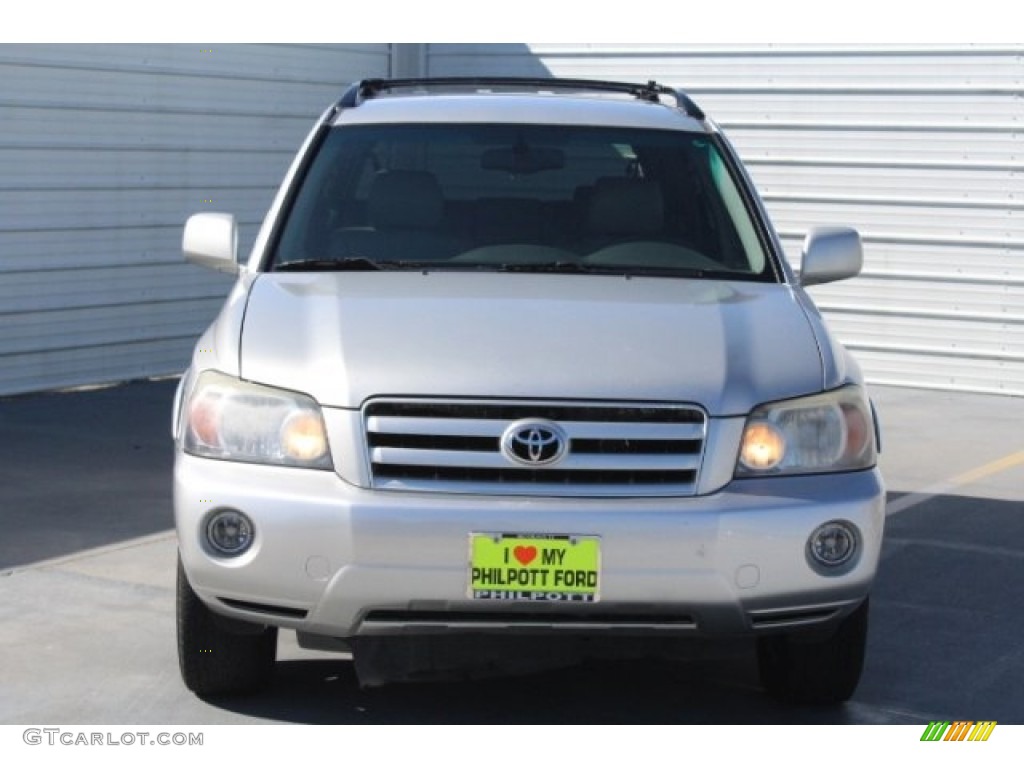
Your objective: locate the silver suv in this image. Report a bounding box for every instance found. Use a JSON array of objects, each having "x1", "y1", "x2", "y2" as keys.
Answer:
[{"x1": 174, "y1": 77, "x2": 884, "y2": 704}]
